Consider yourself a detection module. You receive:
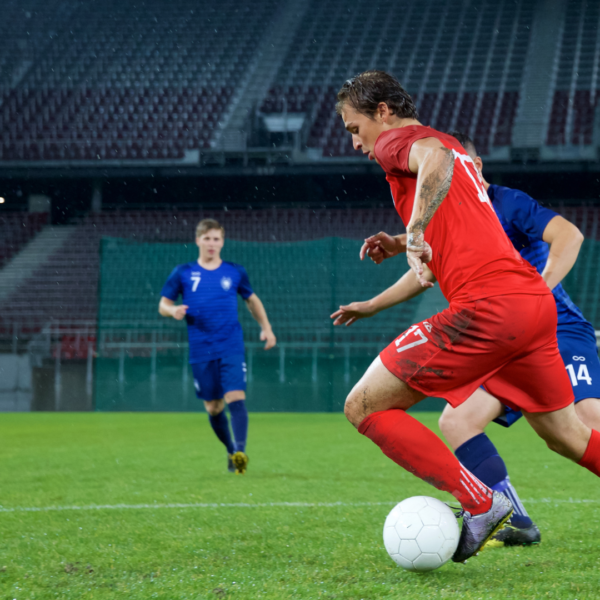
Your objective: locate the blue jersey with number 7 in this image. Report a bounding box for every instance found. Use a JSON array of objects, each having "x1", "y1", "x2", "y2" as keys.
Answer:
[{"x1": 161, "y1": 261, "x2": 253, "y2": 364}]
